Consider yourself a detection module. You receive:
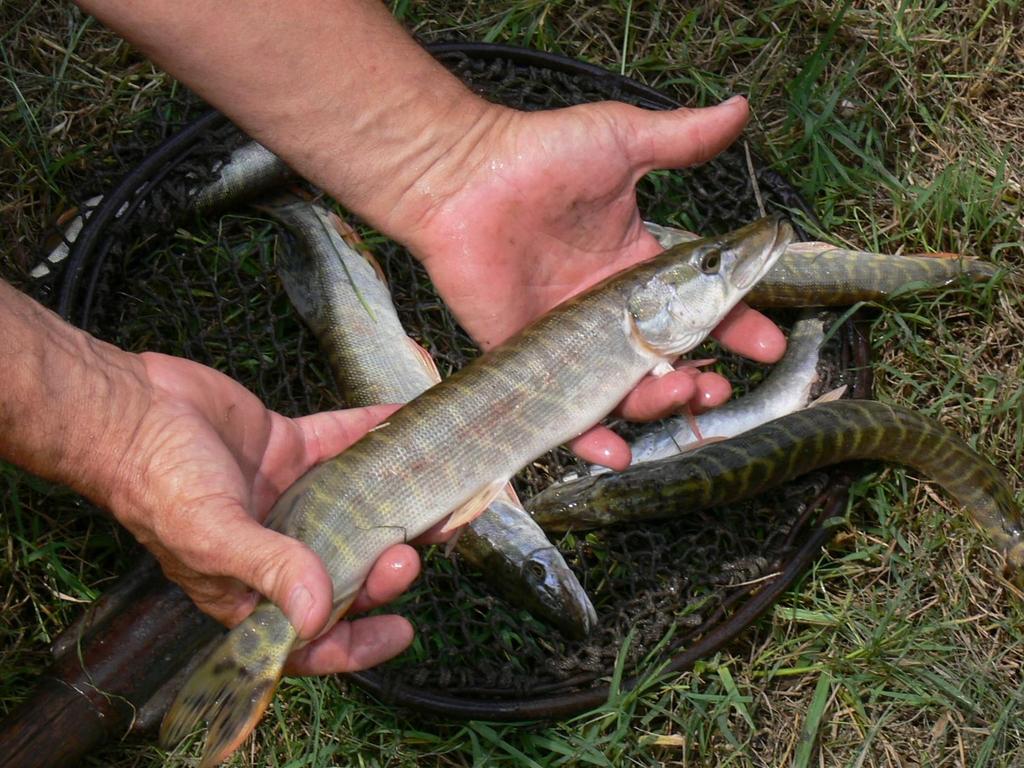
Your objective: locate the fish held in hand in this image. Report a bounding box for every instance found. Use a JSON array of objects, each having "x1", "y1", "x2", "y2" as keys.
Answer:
[
  {"x1": 628, "y1": 311, "x2": 831, "y2": 465},
  {"x1": 159, "y1": 215, "x2": 793, "y2": 766},
  {"x1": 265, "y1": 196, "x2": 597, "y2": 639}
]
